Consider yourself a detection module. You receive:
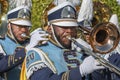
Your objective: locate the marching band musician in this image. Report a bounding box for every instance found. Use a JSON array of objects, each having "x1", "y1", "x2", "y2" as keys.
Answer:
[
  {"x1": 0, "y1": 3, "x2": 49, "y2": 80},
  {"x1": 21, "y1": 2, "x2": 119, "y2": 80},
  {"x1": 76, "y1": 0, "x2": 120, "y2": 79},
  {"x1": 0, "y1": 5, "x2": 32, "y2": 80},
  {"x1": 20, "y1": 1, "x2": 107, "y2": 80},
  {"x1": 103, "y1": 14, "x2": 120, "y2": 80}
]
